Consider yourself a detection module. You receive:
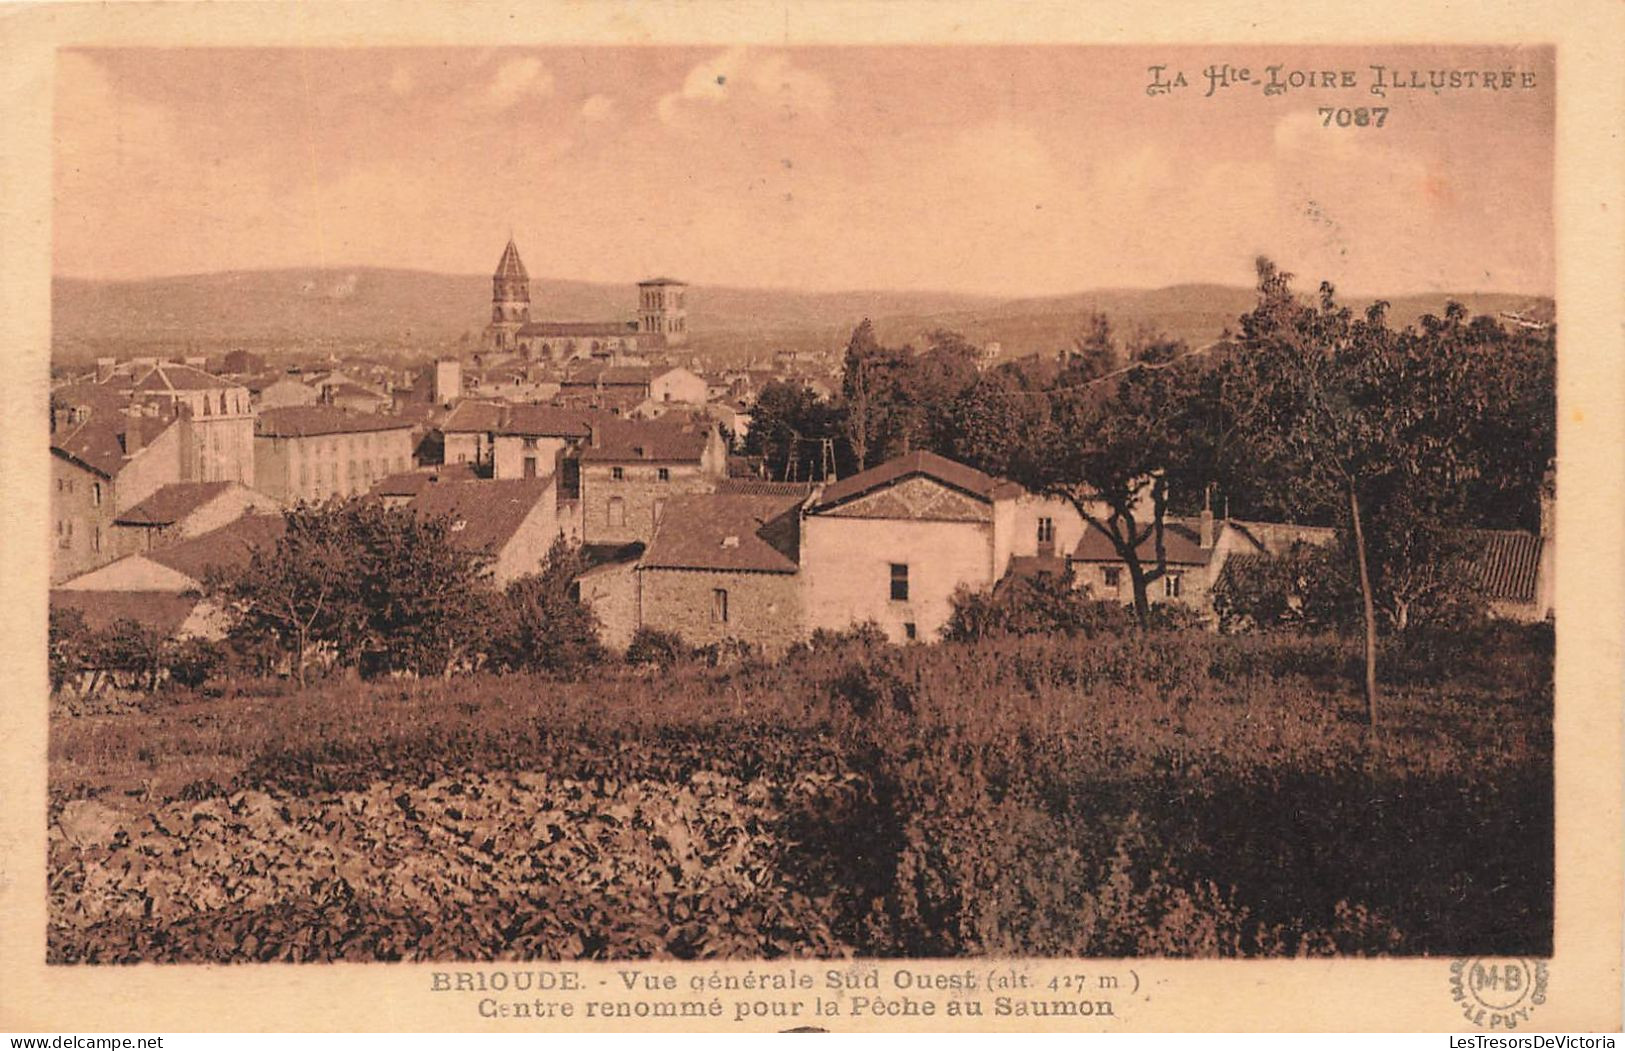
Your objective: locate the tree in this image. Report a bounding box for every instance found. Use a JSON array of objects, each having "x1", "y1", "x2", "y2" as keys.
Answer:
[
  {"x1": 1229, "y1": 259, "x2": 1501, "y2": 726},
  {"x1": 840, "y1": 319, "x2": 883, "y2": 471},
  {"x1": 214, "y1": 505, "x2": 363, "y2": 688},
  {"x1": 49, "y1": 604, "x2": 89, "y2": 693},
  {"x1": 488, "y1": 536, "x2": 605, "y2": 675},
  {"x1": 745, "y1": 379, "x2": 845, "y2": 481}
]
